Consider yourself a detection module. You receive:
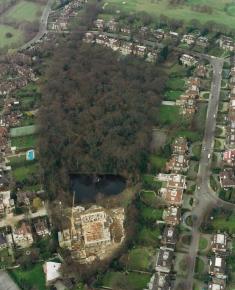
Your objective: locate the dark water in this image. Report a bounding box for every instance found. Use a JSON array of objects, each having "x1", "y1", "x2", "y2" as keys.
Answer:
[{"x1": 70, "y1": 174, "x2": 126, "y2": 203}]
